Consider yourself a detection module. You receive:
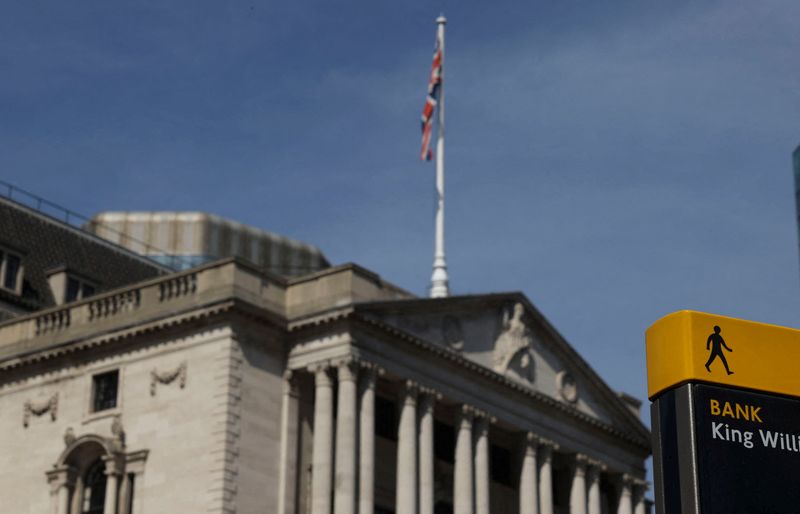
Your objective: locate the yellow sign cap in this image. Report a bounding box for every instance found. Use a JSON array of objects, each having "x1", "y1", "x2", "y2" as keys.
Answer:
[{"x1": 645, "y1": 310, "x2": 800, "y2": 400}]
